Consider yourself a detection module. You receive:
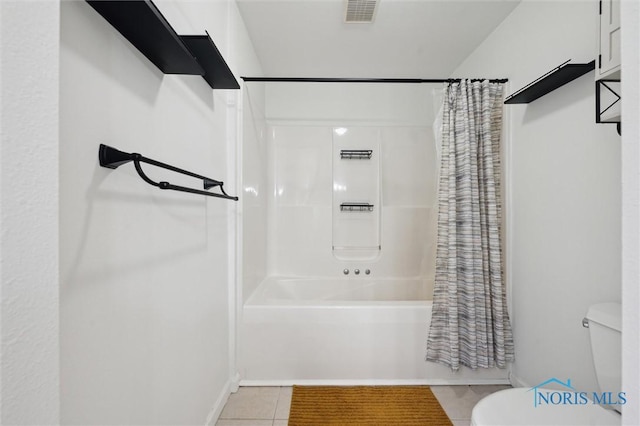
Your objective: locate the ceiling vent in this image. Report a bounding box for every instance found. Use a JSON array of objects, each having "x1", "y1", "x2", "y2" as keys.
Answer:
[{"x1": 344, "y1": 0, "x2": 378, "y2": 23}]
